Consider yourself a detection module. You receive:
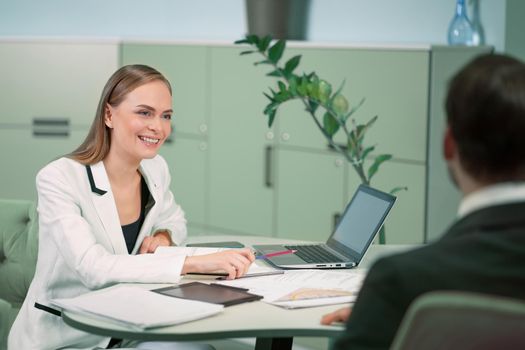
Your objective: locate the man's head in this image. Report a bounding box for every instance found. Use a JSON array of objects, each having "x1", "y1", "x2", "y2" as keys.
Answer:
[{"x1": 445, "y1": 54, "x2": 525, "y2": 189}]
